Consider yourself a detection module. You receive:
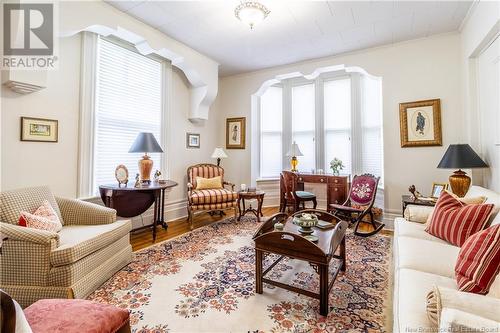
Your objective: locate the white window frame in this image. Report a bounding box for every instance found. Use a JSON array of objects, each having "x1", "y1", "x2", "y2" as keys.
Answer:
[
  {"x1": 256, "y1": 72, "x2": 383, "y2": 184},
  {"x1": 78, "y1": 32, "x2": 172, "y2": 198}
]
